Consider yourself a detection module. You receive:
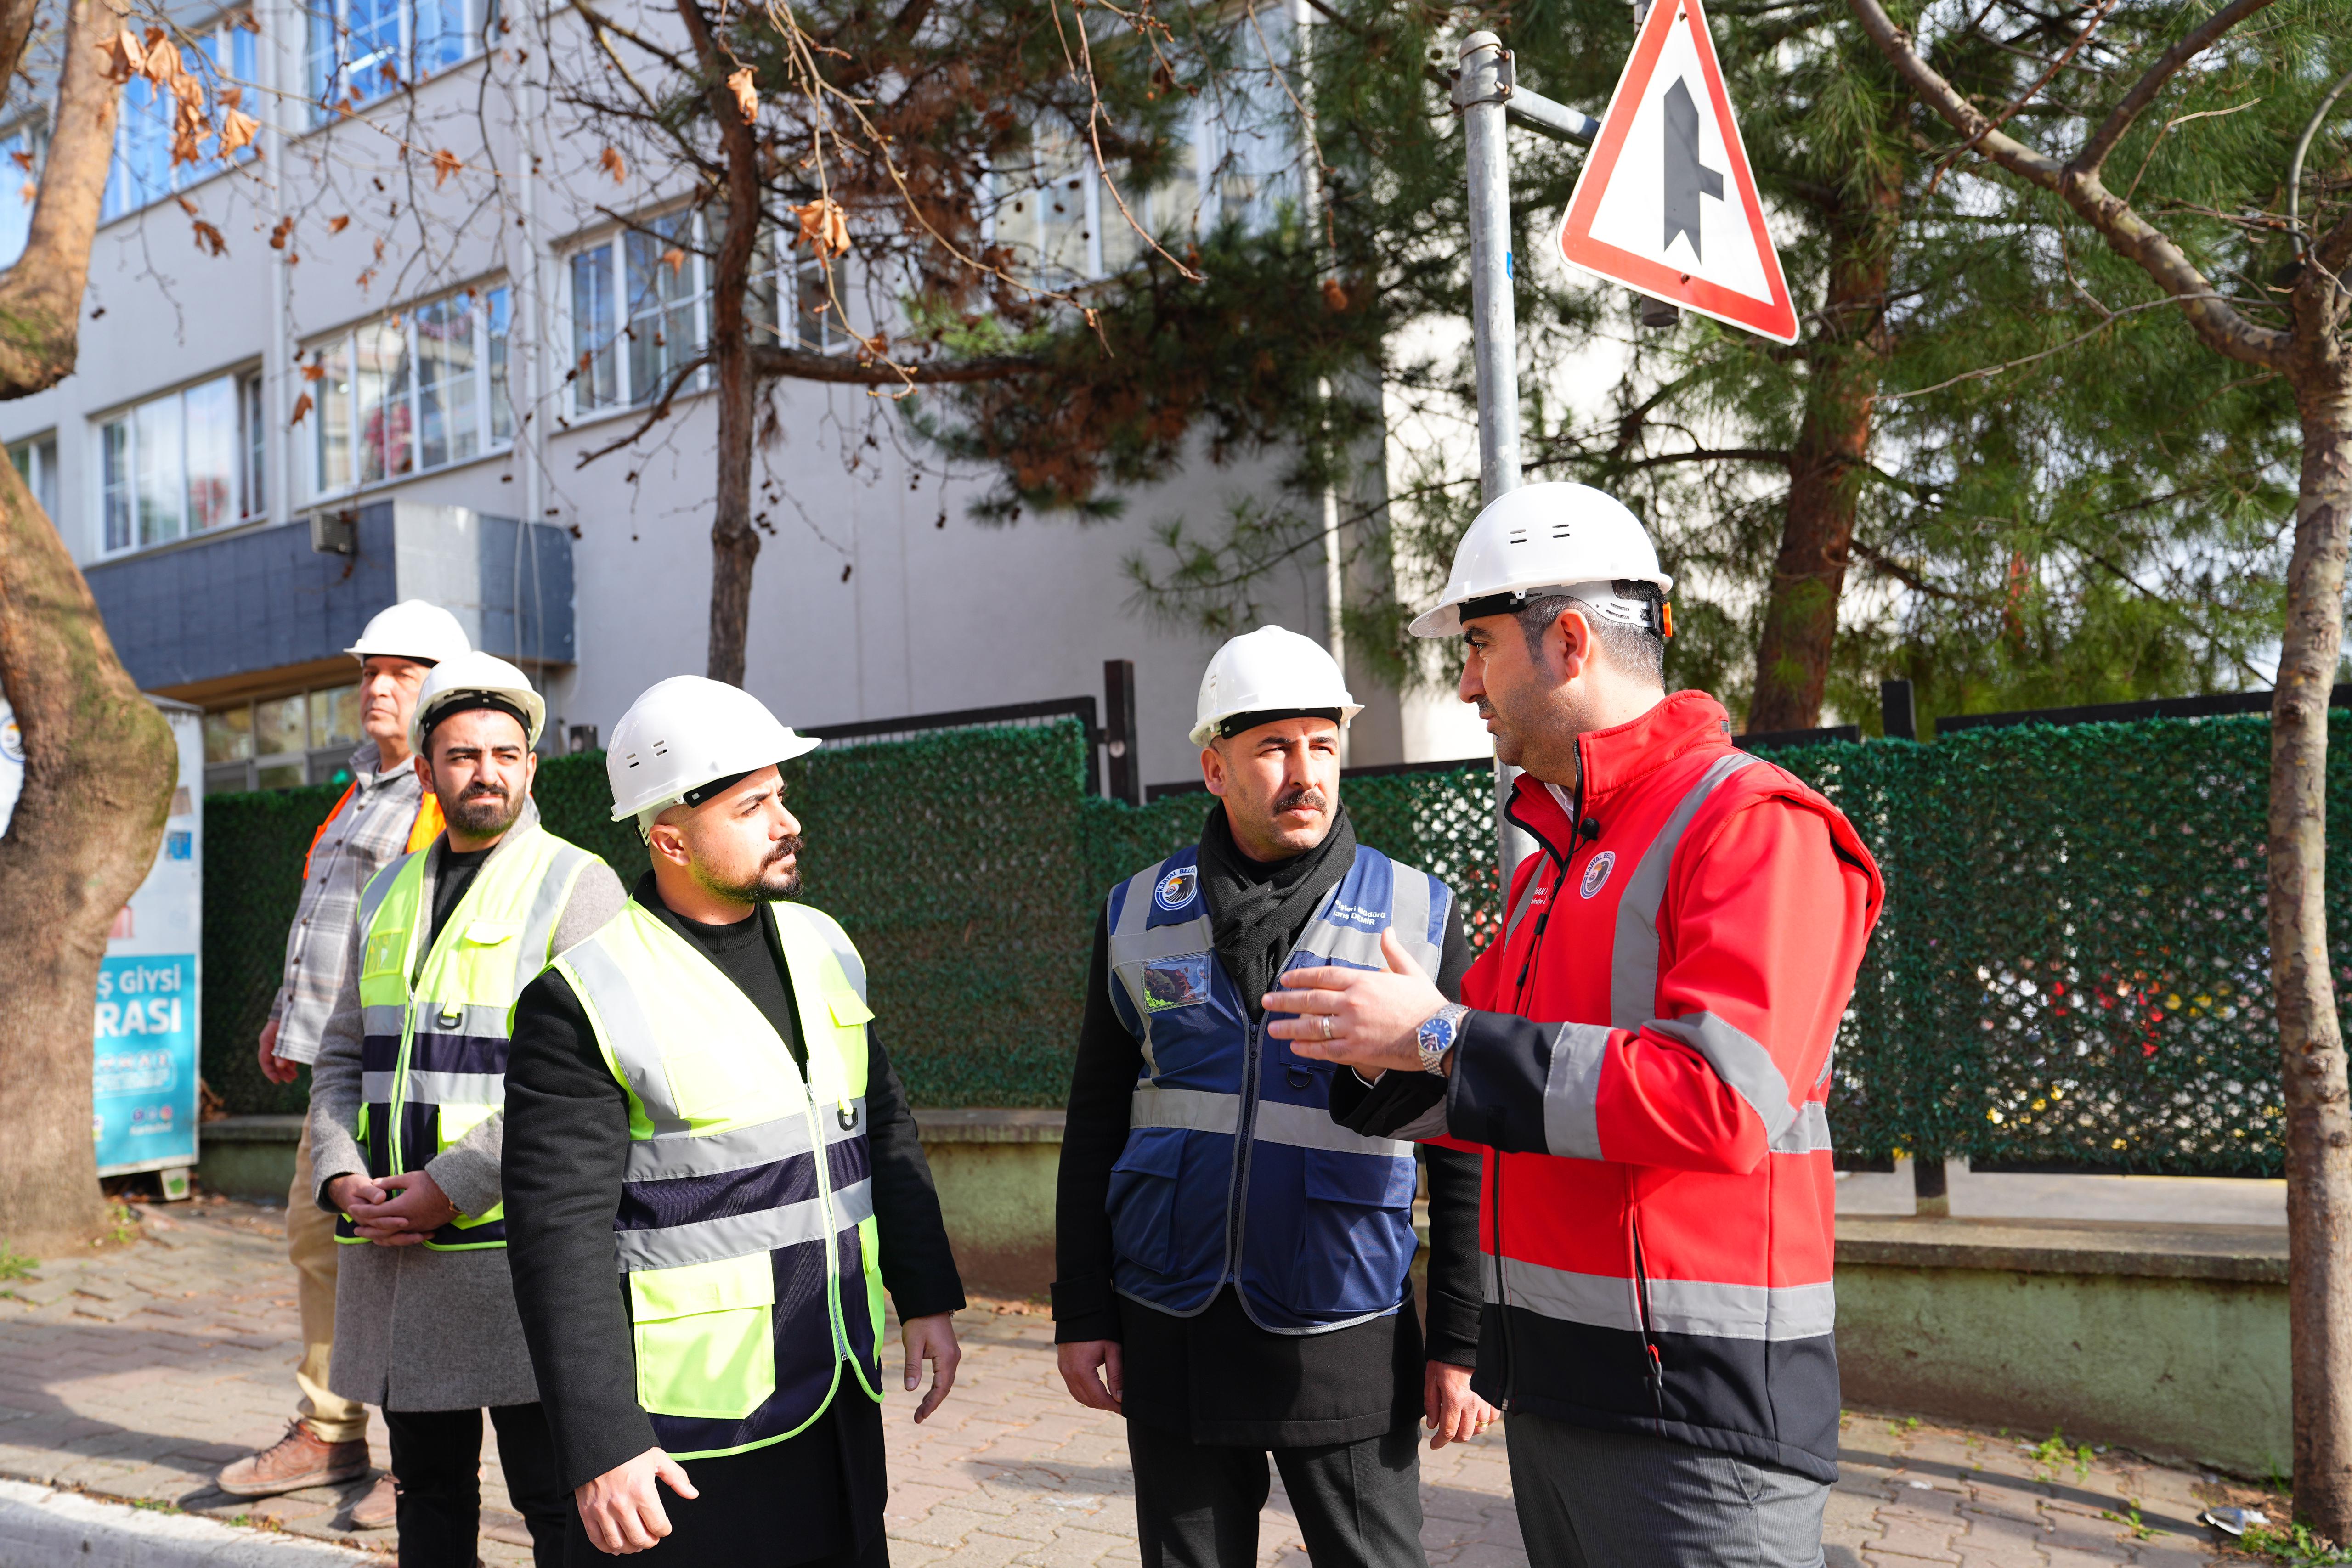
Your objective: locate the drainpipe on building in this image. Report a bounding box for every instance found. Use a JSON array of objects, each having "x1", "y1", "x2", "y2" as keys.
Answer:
[{"x1": 261, "y1": 0, "x2": 291, "y2": 530}]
